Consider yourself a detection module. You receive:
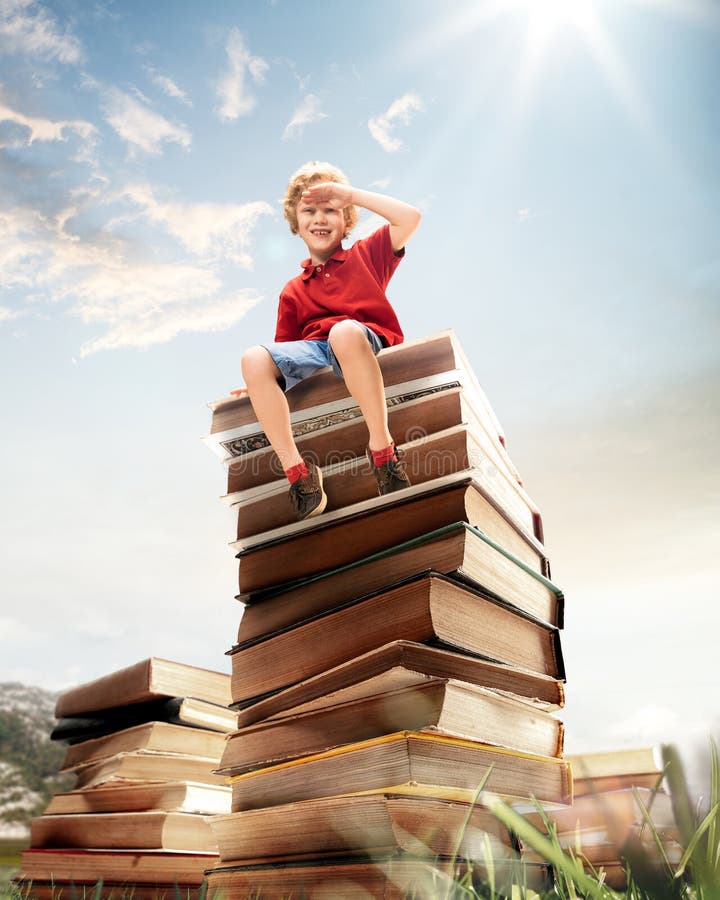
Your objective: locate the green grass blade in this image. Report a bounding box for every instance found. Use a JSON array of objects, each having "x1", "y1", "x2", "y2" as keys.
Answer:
[
  {"x1": 480, "y1": 791, "x2": 621, "y2": 900},
  {"x1": 707, "y1": 738, "x2": 719, "y2": 875},
  {"x1": 662, "y1": 744, "x2": 697, "y2": 848},
  {"x1": 674, "y1": 802, "x2": 720, "y2": 878},
  {"x1": 448, "y1": 770, "x2": 495, "y2": 873}
]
